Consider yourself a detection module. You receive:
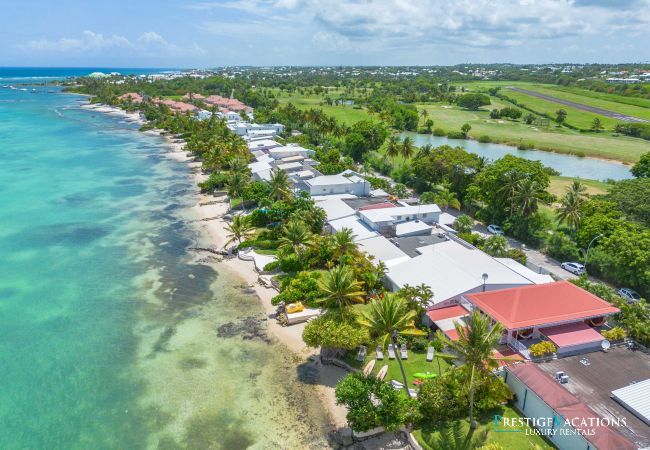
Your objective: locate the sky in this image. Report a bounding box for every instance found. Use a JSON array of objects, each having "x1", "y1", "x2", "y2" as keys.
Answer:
[{"x1": 1, "y1": 0, "x2": 649, "y2": 67}]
